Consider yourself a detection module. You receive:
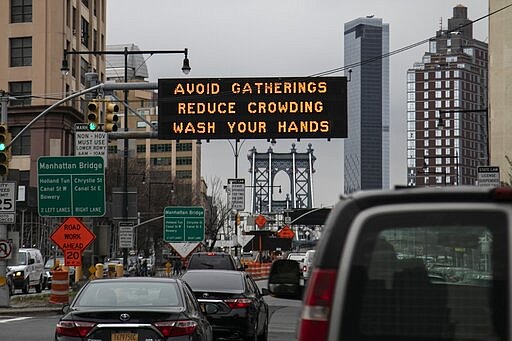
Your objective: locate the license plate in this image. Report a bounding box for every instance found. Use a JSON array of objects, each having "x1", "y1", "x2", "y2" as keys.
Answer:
[{"x1": 111, "y1": 332, "x2": 138, "y2": 341}]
